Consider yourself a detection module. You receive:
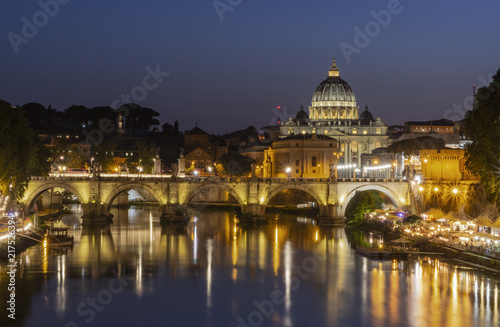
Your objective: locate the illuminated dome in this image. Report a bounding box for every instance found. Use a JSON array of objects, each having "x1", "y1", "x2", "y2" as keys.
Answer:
[{"x1": 309, "y1": 59, "x2": 359, "y2": 120}]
